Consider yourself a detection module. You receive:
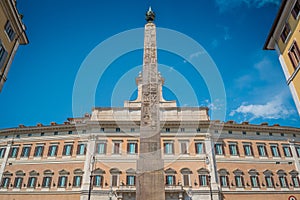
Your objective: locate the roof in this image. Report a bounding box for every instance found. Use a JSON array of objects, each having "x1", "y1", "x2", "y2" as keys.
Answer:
[{"x1": 263, "y1": 0, "x2": 288, "y2": 50}]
